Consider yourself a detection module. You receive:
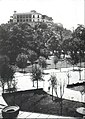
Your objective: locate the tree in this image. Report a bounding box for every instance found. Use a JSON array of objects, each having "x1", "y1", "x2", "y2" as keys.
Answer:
[
  {"x1": 0, "y1": 75, "x2": 6, "y2": 93},
  {"x1": 74, "y1": 24, "x2": 85, "y2": 41},
  {"x1": 16, "y1": 53, "x2": 28, "y2": 73},
  {"x1": 49, "y1": 23, "x2": 66, "y2": 57},
  {"x1": 28, "y1": 50, "x2": 38, "y2": 66},
  {"x1": 0, "y1": 22, "x2": 58, "y2": 64},
  {"x1": 53, "y1": 55, "x2": 59, "y2": 69},
  {"x1": 64, "y1": 36, "x2": 82, "y2": 70},
  {"x1": 68, "y1": 51, "x2": 79, "y2": 70},
  {"x1": 64, "y1": 25, "x2": 85, "y2": 80},
  {"x1": 0, "y1": 64, "x2": 15, "y2": 93},
  {"x1": 26, "y1": 22, "x2": 51, "y2": 58},
  {"x1": 38, "y1": 22, "x2": 48, "y2": 29},
  {"x1": 40, "y1": 48, "x2": 50, "y2": 59},
  {"x1": 62, "y1": 38, "x2": 72, "y2": 55},
  {"x1": 0, "y1": 23, "x2": 31, "y2": 64},
  {"x1": 0, "y1": 55, "x2": 10, "y2": 70},
  {"x1": 0, "y1": 22, "x2": 73, "y2": 66},
  {"x1": 0, "y1": 55, "x2": 10, "y2": 93},
  {"x1": 38, "y1": 56, "x2": 47, "y2": 69},
  {"x1": 31, "y1": 64, "x2": 43, "y2": 89},
  {"x1": 48, "y1": 75, "x2": 57, "y2": 100},
  {"x1": 47, "y1": 36, "x2": 59, "y2": 54},
  {"x1": 73, "y1": 25, "x2": 85, "y2": 80}
]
